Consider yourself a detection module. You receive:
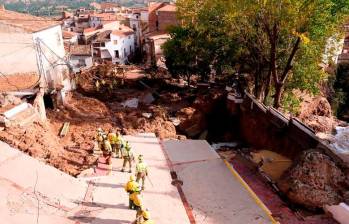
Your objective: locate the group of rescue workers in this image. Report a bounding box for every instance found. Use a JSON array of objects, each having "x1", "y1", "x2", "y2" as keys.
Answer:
[{"x1": 95, "y1": 128, "x2": 154, "y2": 224}]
